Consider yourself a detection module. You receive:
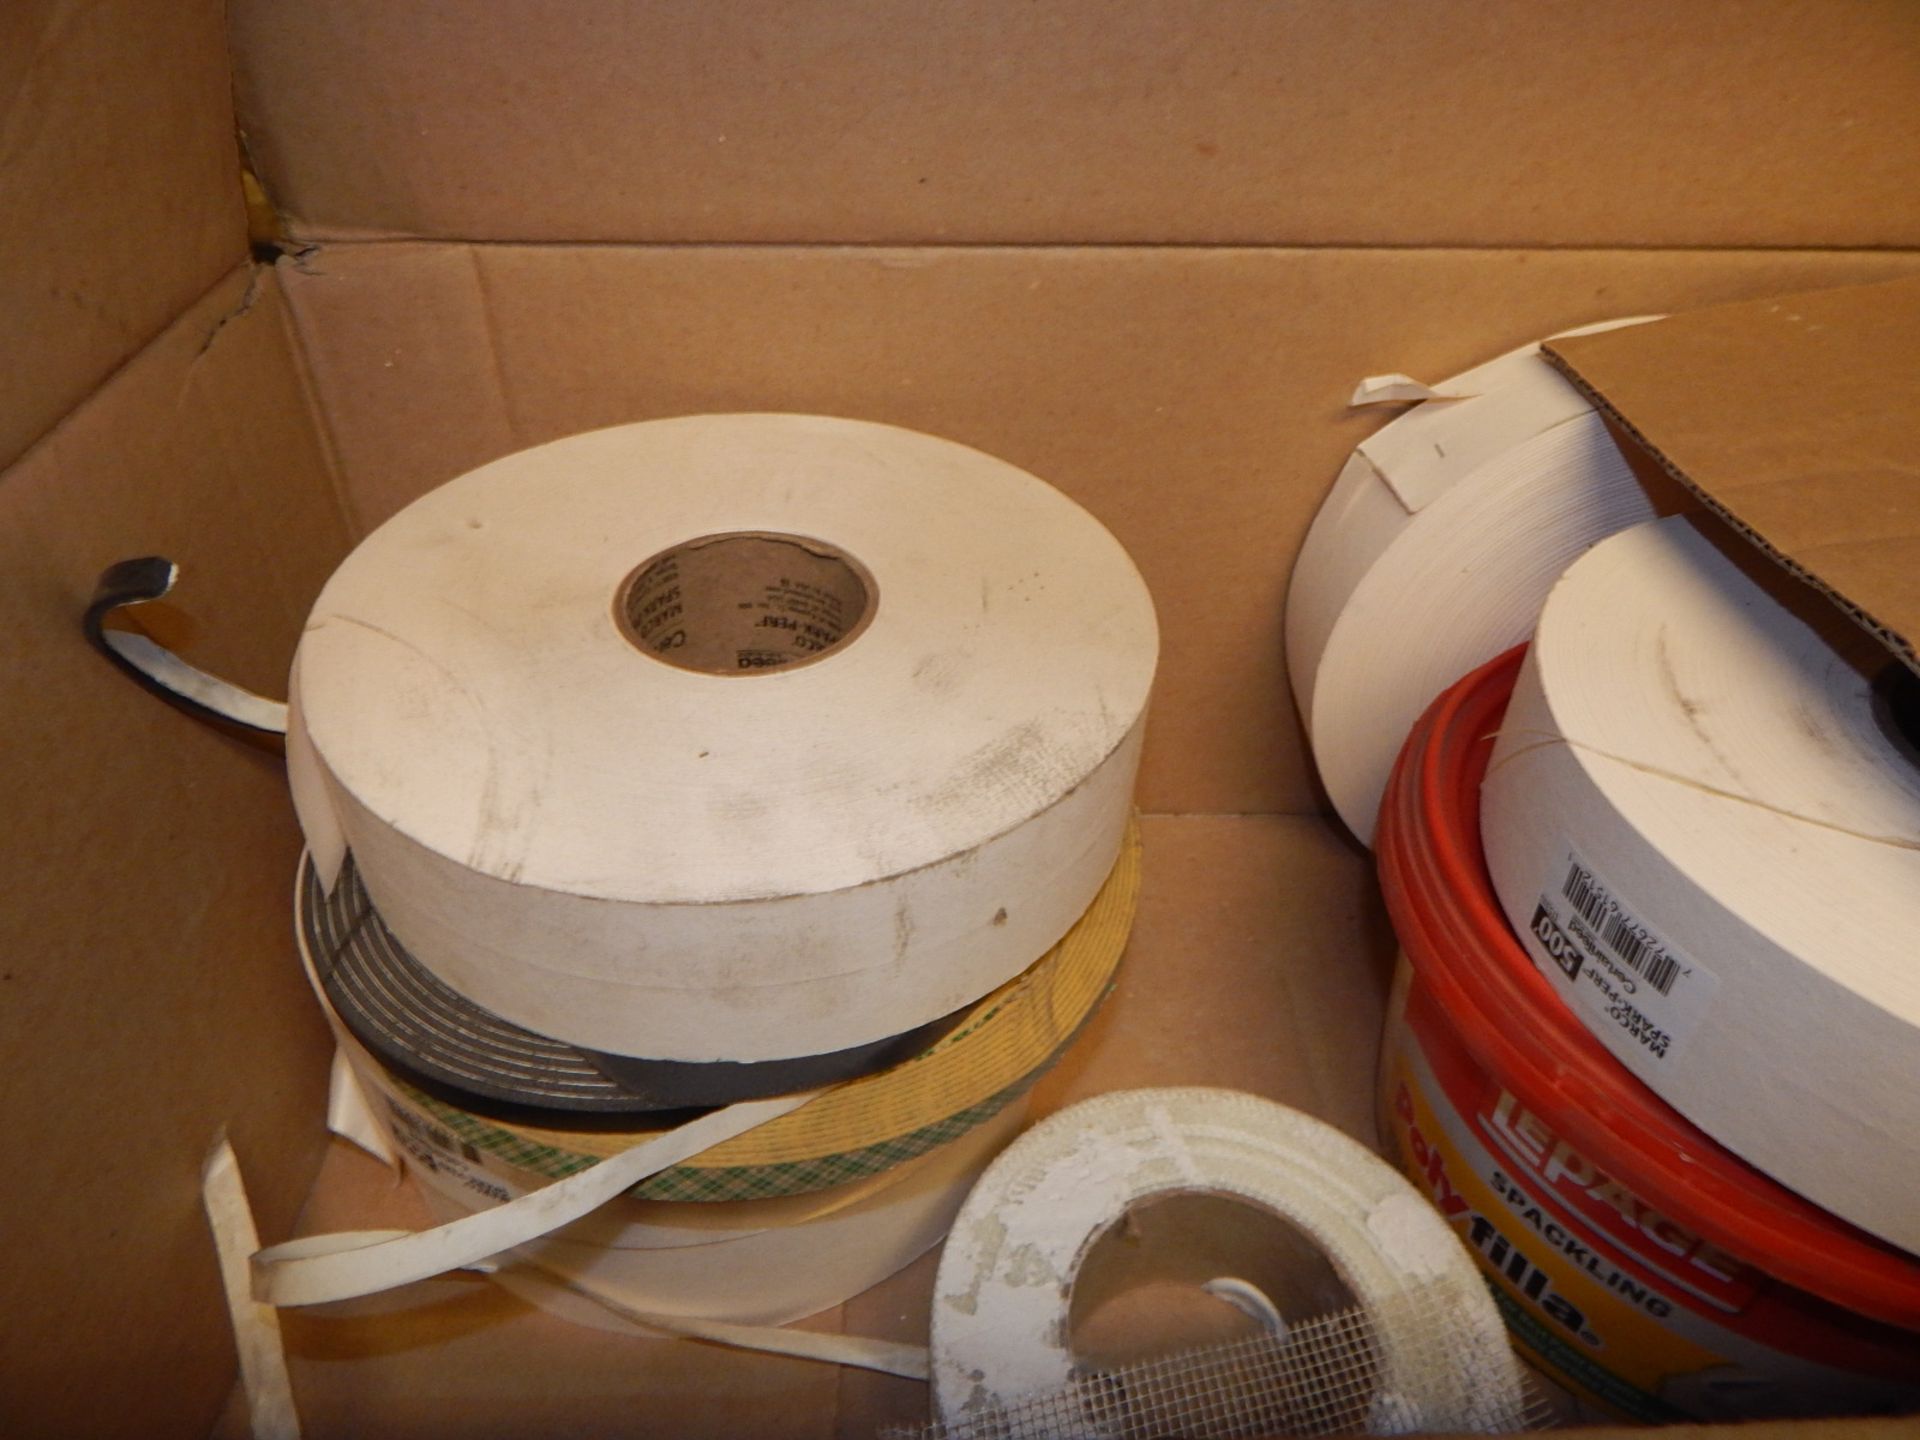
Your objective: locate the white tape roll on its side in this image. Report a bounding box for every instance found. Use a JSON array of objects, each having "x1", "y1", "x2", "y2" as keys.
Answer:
[
  {"x1": 1286, "y1": 318, "x2": 1663, "y2": 844},
  {"x1": 930, "y1": 1088, "x2": 1525, "y2": 1433},
  {"x1": 416, "y1": 1101, "x2": 1027, "y2": 1326},
  {"x1": 289, "y1": 414, "x2": 1156, "y2": 1063},
  {"x1": 1482, "y1": 515, "x2": 1920, "y2": 1252}
]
